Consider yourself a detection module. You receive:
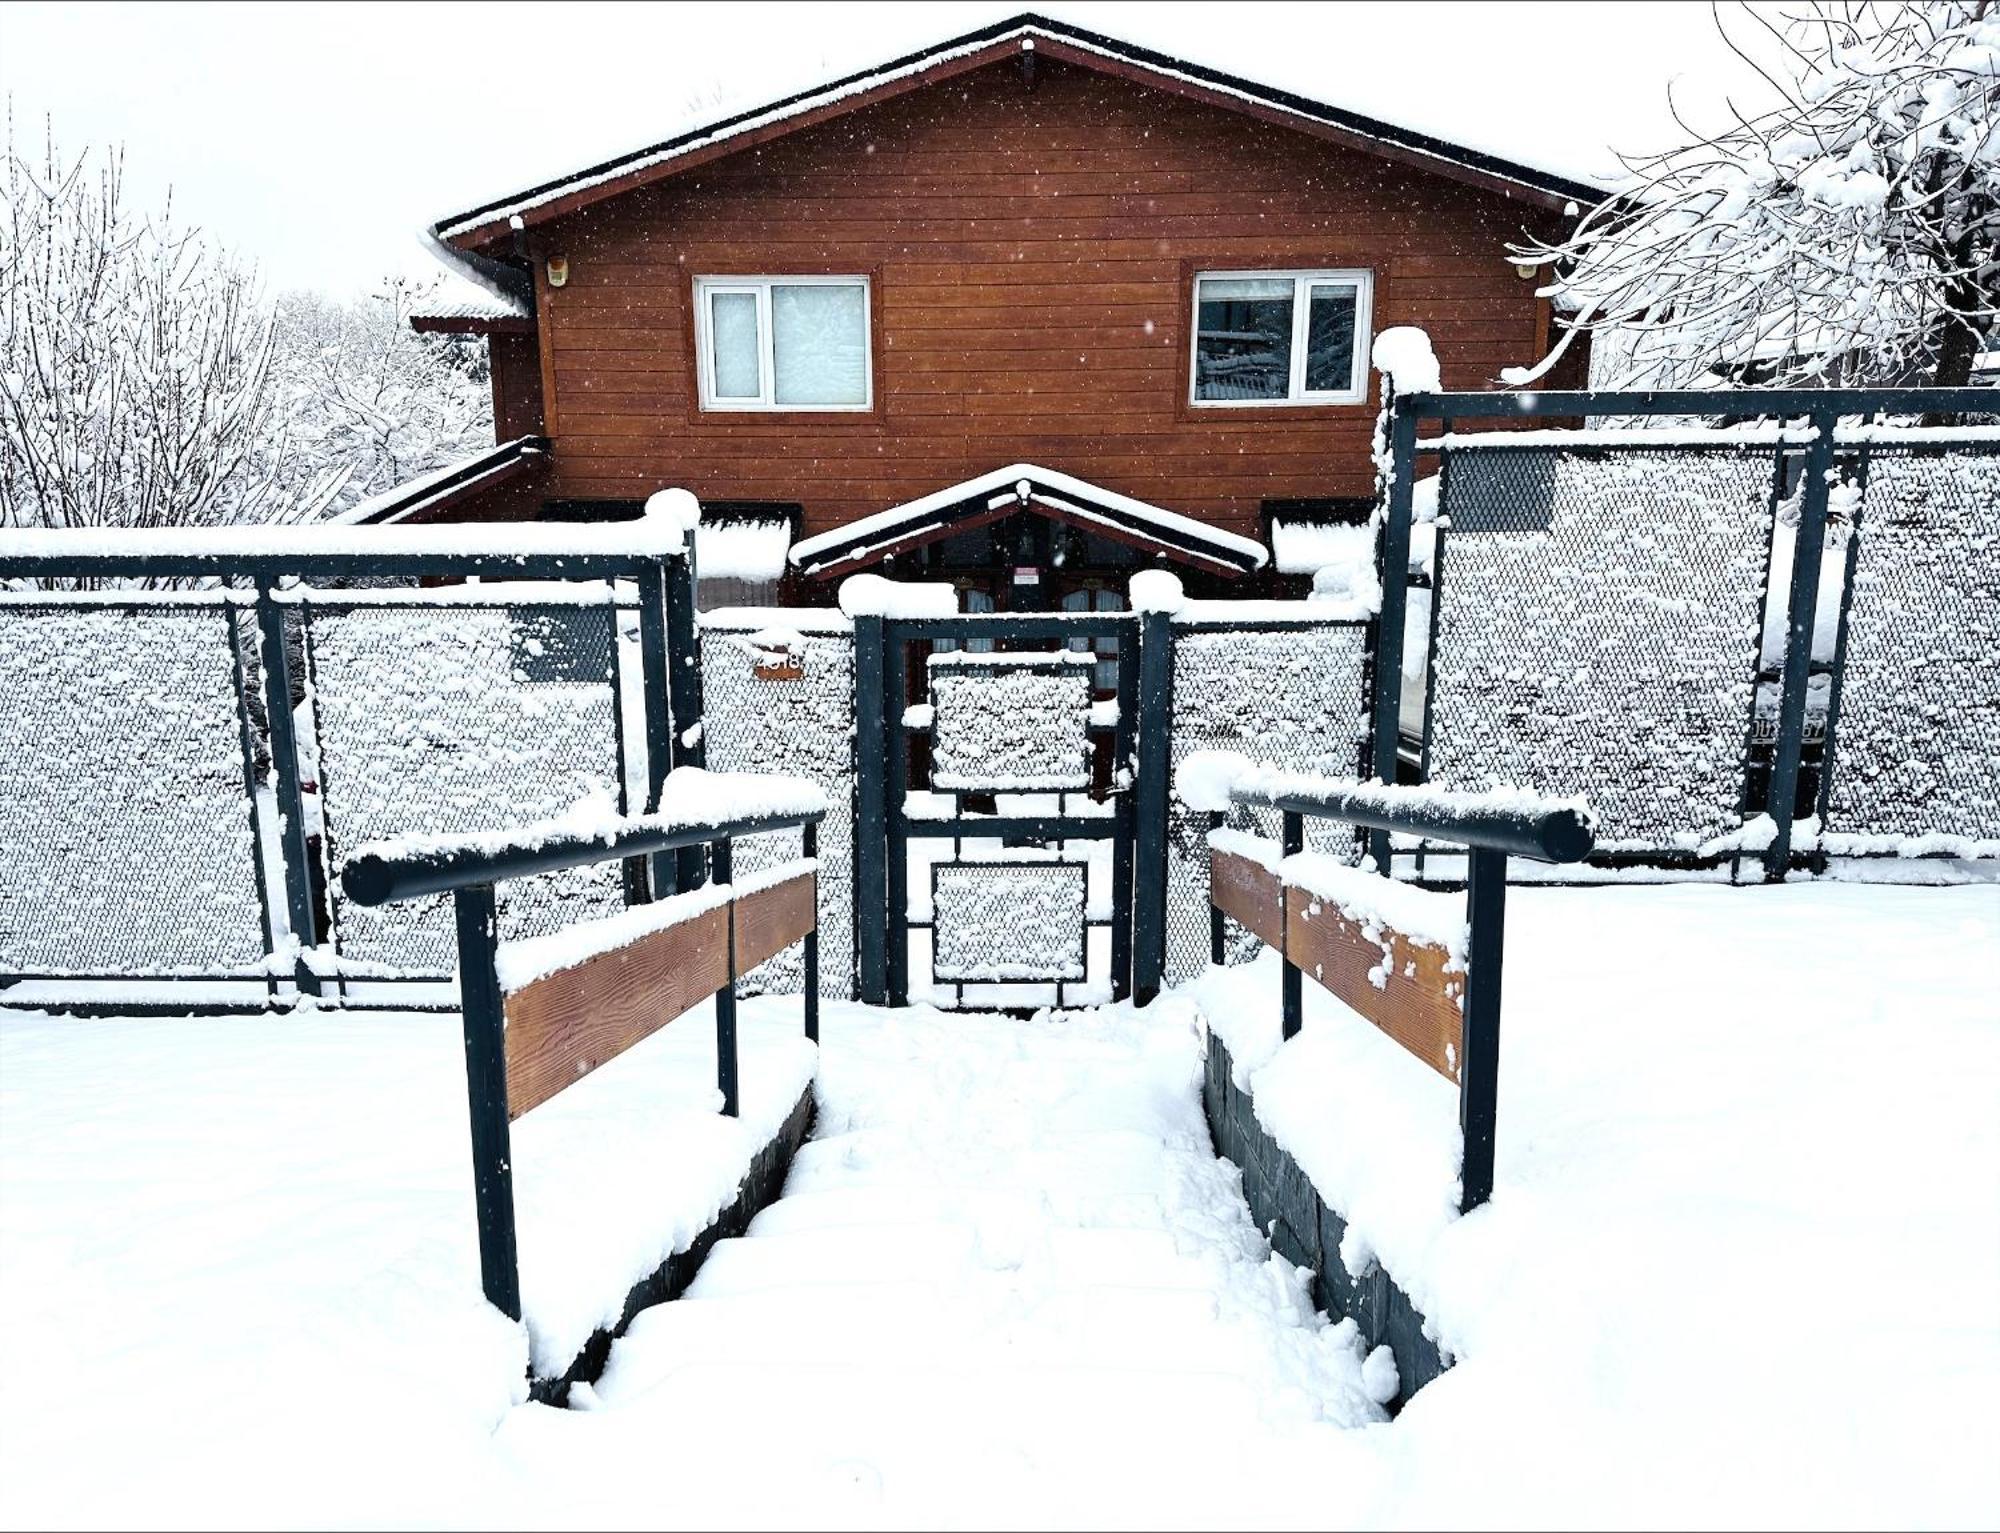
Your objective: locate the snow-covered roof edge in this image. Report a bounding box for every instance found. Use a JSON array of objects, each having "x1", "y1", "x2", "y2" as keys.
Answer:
[
  {"x1": 788, "y1": 463, "x2": 1268, "y2": 576},
  {"x1": 432, "y1": 13, "x2": 1600, "y2": 247}
]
